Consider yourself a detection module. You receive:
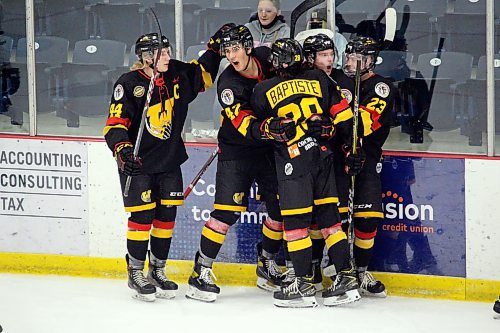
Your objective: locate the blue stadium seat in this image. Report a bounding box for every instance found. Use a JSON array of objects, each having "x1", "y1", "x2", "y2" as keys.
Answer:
[
  {"x1": 391, "y1": 0, "x2": 448, "y2": 17},
  {"x1": 42, "y1": 0, "x2": 91, "y2": 45},
  {"x1": 92, "y1": 3, "x2": 145, "y2": 47},
  {"x1": 16, "y1": 36, "x2": 69, "y2": 65},
  {"x1": 453, "y1": 0, "x2": 486, "y2": 14}
]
